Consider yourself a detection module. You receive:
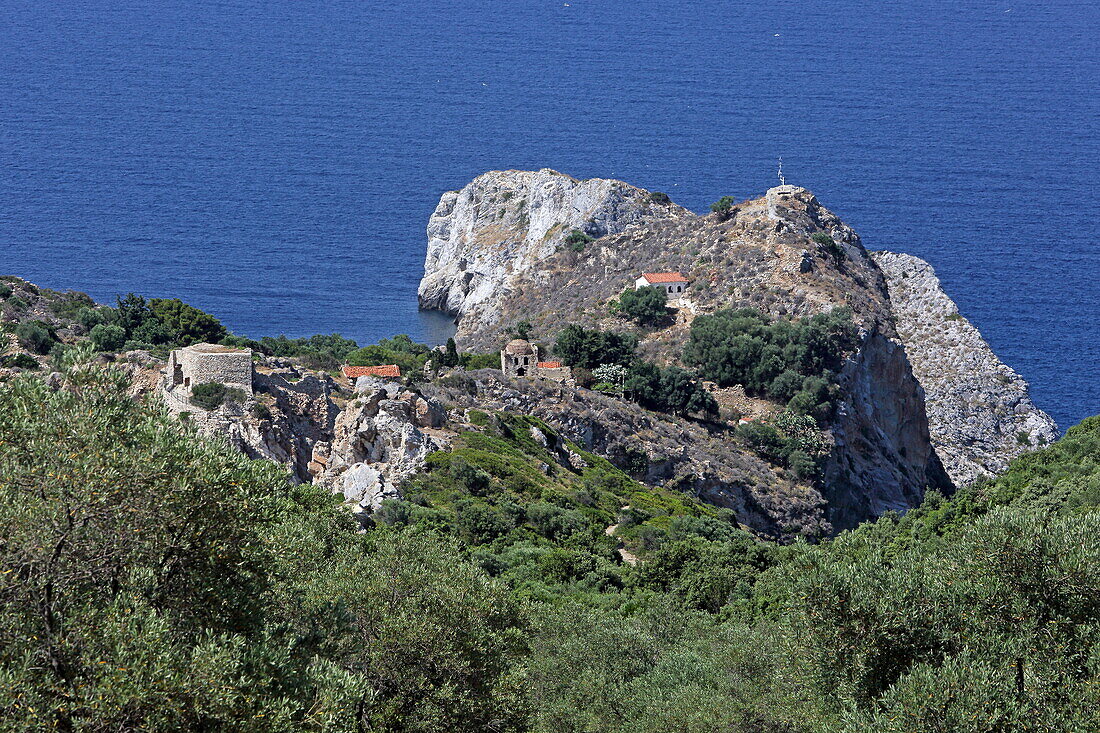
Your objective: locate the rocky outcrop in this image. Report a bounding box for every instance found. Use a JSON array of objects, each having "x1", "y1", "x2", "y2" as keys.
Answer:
[
  {"x1": 872, "y1": 251, "x2": 1059, "y2": 486},
  {"x1": 417, "y1": 168, "x2": 689, "y2": 334},
  {"x1": 419, "y1": 175, "x2": 948, "y2": 529},
  {"x1": 158, "y1": 357, "x2": 450, "y2": 514},
  {"x1": 313, "y1": 386, "x2": 450, "y2": 514}
]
